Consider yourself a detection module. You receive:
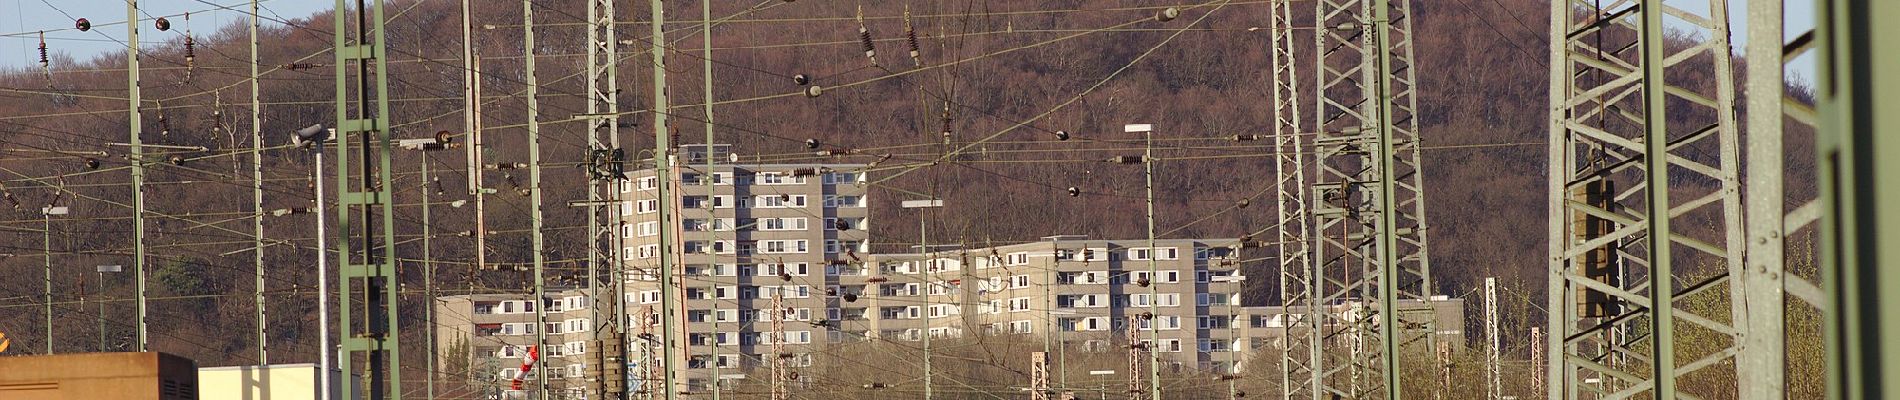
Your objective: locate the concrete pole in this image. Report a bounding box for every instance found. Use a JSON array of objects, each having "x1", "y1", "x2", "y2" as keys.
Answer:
[
  {"x1": 127, "y1": 0, "x2": 150, "y2": 353},
  {"x1": 523, "y1": 1, "x2": 549, "y2": 397}
]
